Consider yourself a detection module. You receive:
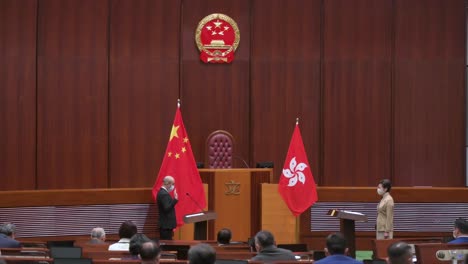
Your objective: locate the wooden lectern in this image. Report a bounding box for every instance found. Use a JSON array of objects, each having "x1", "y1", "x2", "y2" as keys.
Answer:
[
  {"x1": 327, "y1": 209, "x2": 368, "y2": 258},
  {"x1": 183, "y1": 211, "x2": 217, "y2": 240}
]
